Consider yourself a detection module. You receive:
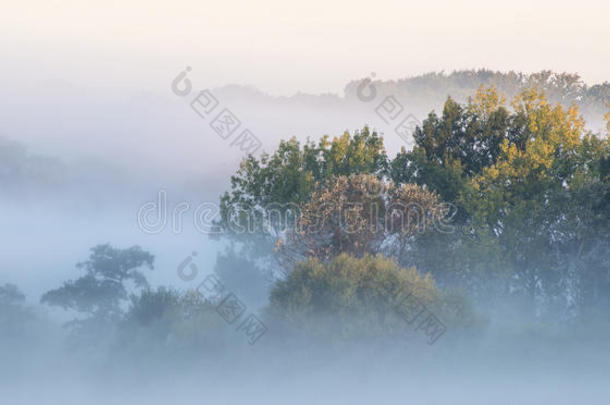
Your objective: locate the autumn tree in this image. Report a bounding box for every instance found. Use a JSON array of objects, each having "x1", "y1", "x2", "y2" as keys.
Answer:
[{"x1": 278, "y1": 174, "x2": 445, "y2": 266}]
